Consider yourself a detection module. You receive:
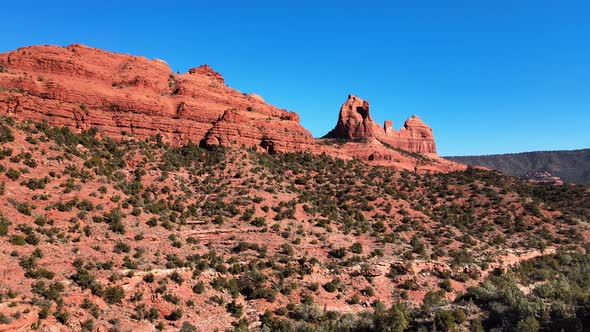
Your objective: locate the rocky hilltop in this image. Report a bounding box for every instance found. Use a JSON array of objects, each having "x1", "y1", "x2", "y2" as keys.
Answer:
[
  {"x1": 325, "y1": 95, "x2": 437, "y2": 155},
  {"x1": 0, "y1": 44, "x2": 461, "y2": 172}
]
